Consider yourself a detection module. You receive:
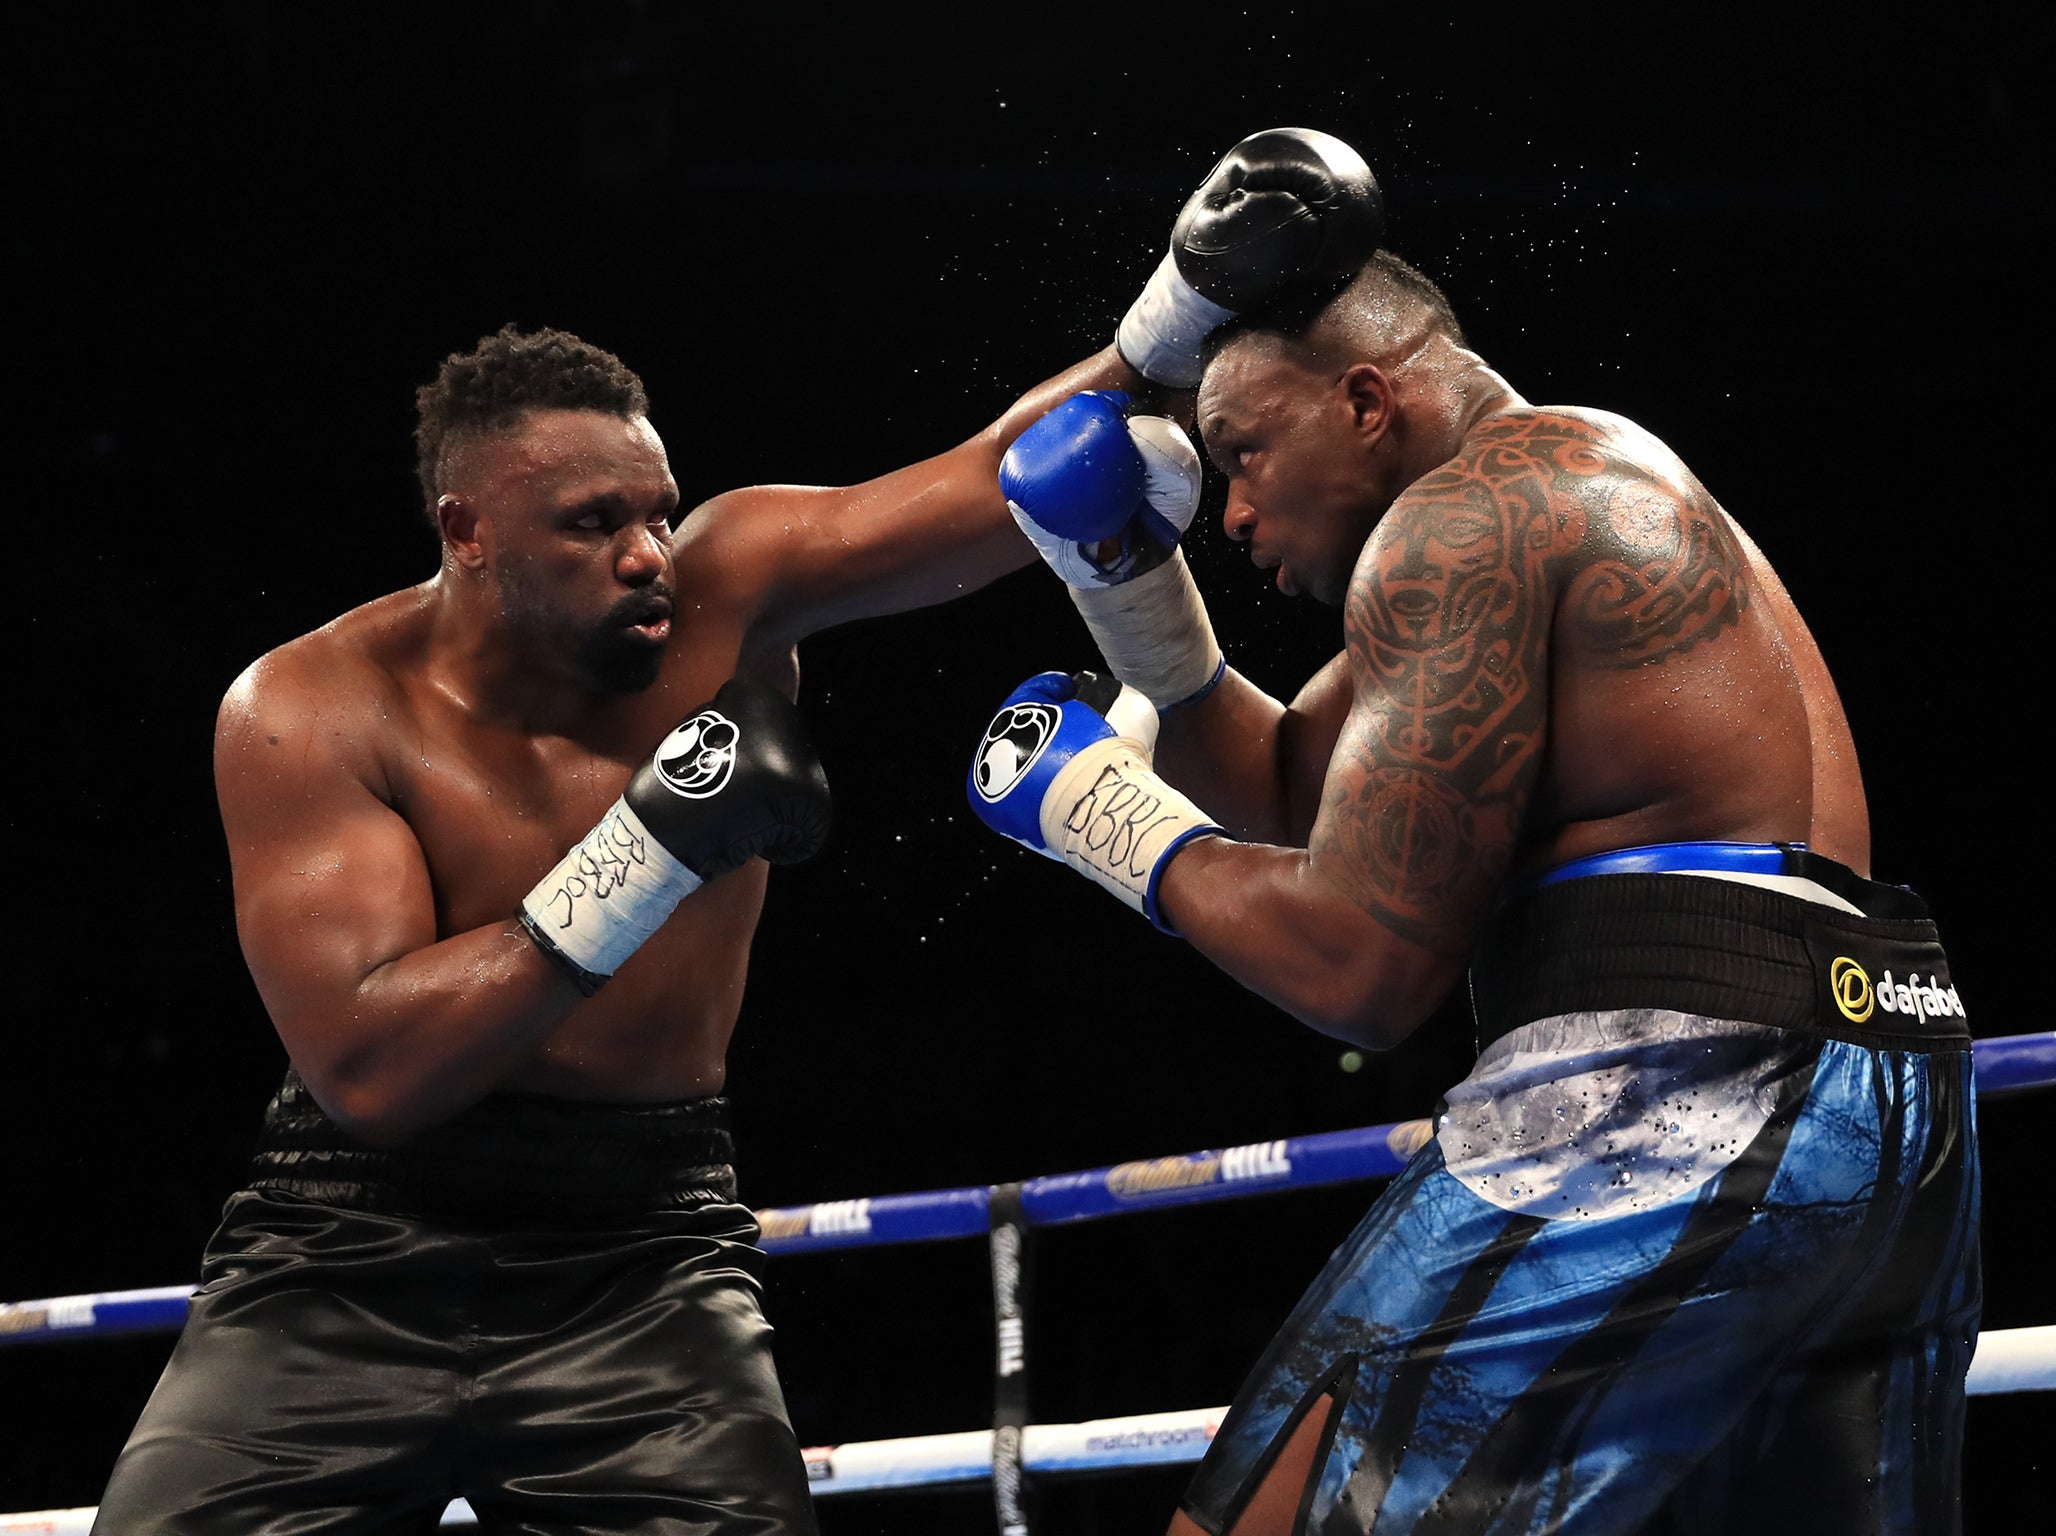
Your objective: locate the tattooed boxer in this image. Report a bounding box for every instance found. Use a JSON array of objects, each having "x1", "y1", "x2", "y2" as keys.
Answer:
[{"x1": 977, "y1": 237, "x2": 1978, "y2": 1534}]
